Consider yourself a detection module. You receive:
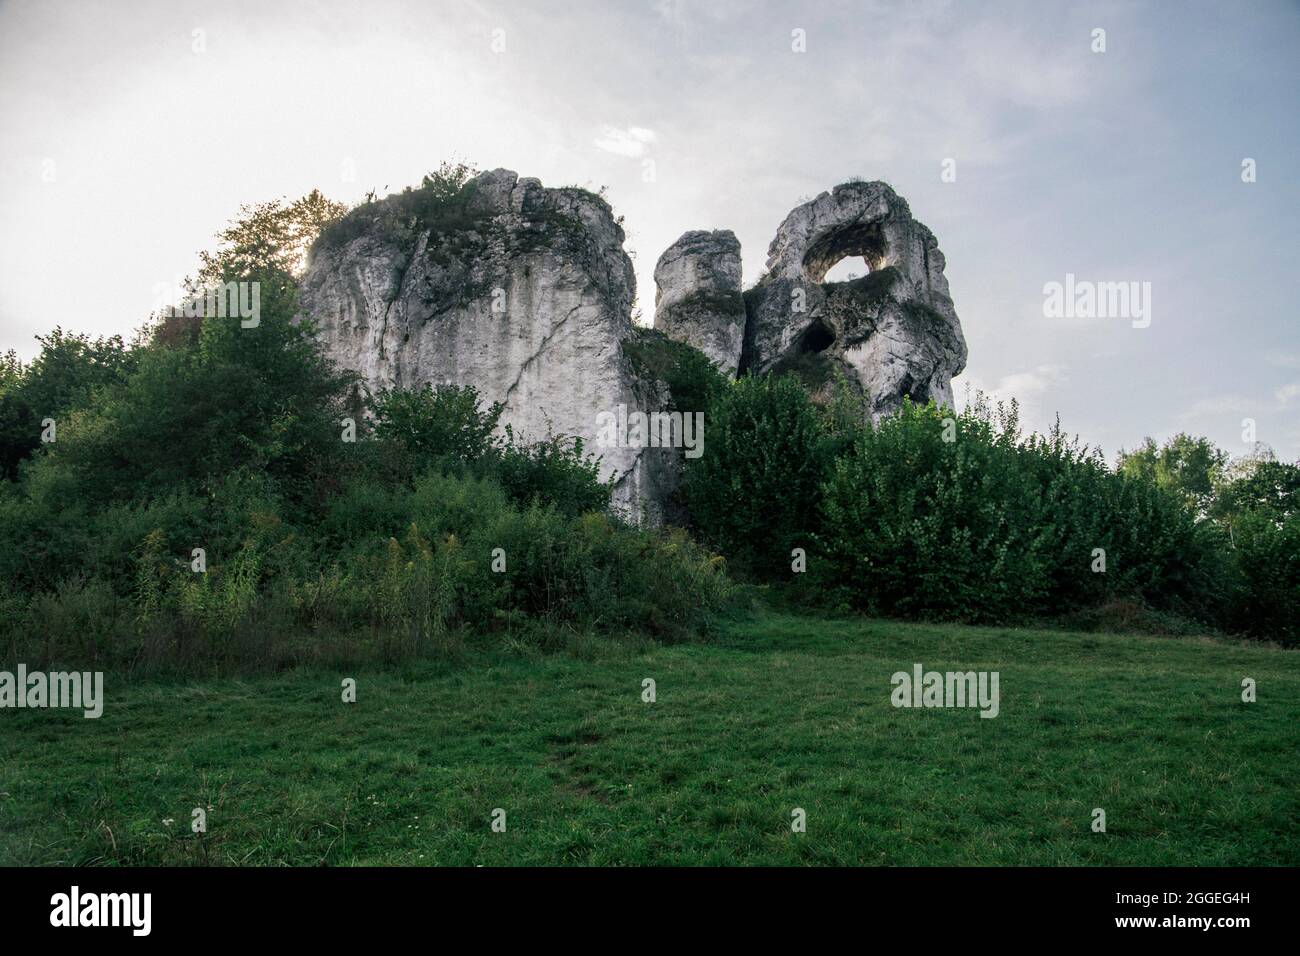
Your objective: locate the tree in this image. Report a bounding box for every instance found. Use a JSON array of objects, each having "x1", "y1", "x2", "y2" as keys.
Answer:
[
  {"x1": 1118, "y1": 433, "x2": 1227, "y2": 516},
  {"x1": 418, "y1": 161, "x2": 477, "y2": 202},
  {"x1": 1213, "y1": 452, "x2": 1300, "y2": 524},
  {"x1": 25, "y1": 190, "x2": 357, "y2": 504},
  {"x1": 0, "y1": 329, "x2": 137, "y2": 479},
  {"x1": 31, "y1": 290, "x2": 354, "y2": 507},
  {"x1": 196, "y1": 189, "x2": 347, "y2": 287}
]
